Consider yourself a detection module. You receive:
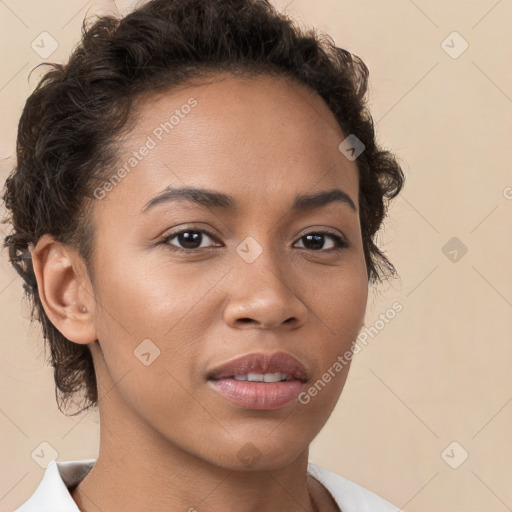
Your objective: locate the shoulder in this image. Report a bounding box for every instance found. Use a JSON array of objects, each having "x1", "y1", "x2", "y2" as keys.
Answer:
[{"x1": 307, "y1": 462, "x2": 401, "y2": 512}]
